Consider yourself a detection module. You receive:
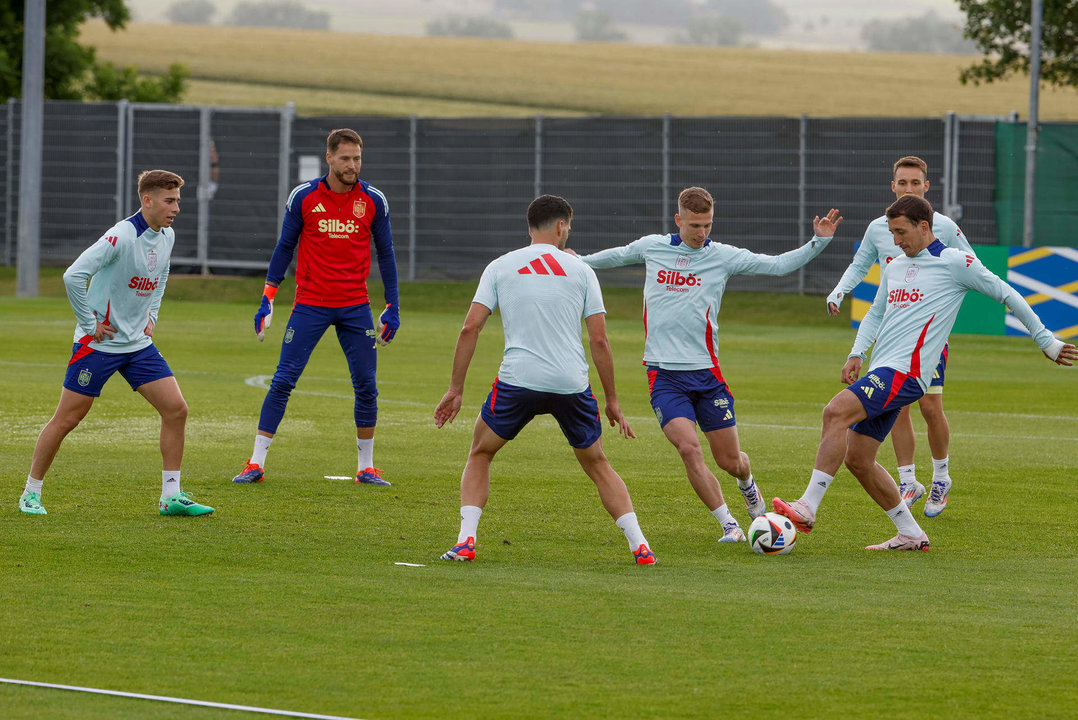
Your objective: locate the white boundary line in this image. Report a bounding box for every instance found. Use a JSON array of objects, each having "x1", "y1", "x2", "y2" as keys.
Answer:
[
  {"x1": 0, "y1": 678, "x2": 368, "y2": 720},
  {"x1": 244, "y1": 375, "x2": 428, "y2": 407}
]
